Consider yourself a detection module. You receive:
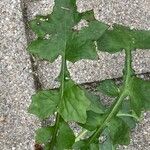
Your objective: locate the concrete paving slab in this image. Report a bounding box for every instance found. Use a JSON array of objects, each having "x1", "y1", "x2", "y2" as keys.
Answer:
[{"x1": 0, "y1": 0, "x2": 40, "y2": 149}]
